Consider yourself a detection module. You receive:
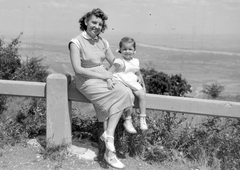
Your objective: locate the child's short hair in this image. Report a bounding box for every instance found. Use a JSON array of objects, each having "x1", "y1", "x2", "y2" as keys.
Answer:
[{"x1": 119, "y1": 37, "x2": 136, "y2": 52}]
